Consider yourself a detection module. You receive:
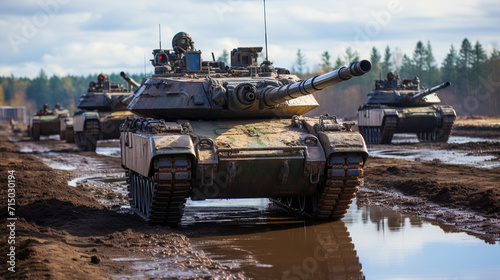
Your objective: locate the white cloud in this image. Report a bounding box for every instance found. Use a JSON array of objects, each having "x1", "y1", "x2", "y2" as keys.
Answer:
[{"x1": 0, "y1": 0, "x2": 499, "y2": 78}]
